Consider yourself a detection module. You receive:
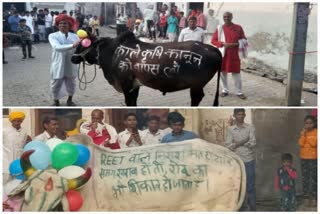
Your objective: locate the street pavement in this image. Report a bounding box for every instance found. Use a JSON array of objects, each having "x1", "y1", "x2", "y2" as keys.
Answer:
[{"x1": 3, "y1": 27, "x2": 317, "y2": 107}]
